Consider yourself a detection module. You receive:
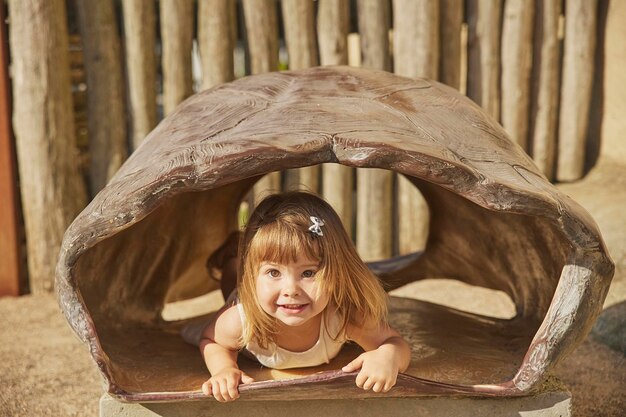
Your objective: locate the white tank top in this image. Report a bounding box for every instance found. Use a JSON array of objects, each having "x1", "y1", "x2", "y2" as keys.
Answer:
[{"x1": 237, "y1": 303, "x2": 347, "y2": 369}]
